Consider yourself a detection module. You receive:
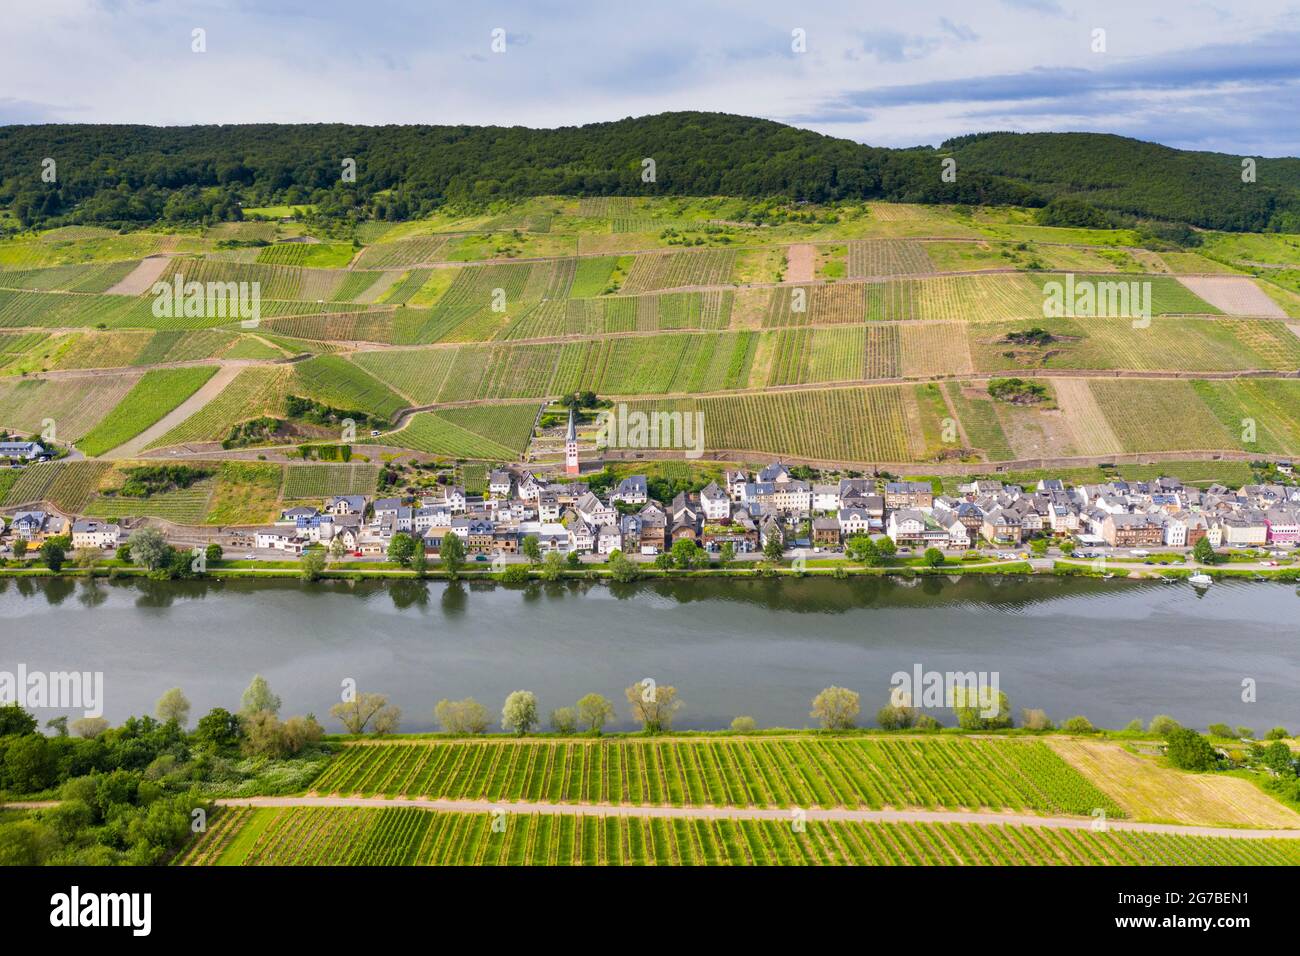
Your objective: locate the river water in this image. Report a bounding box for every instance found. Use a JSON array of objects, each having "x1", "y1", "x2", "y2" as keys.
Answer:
[{"x1": 1, "y1": 574, "x2": 1296, "y2": 733}]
